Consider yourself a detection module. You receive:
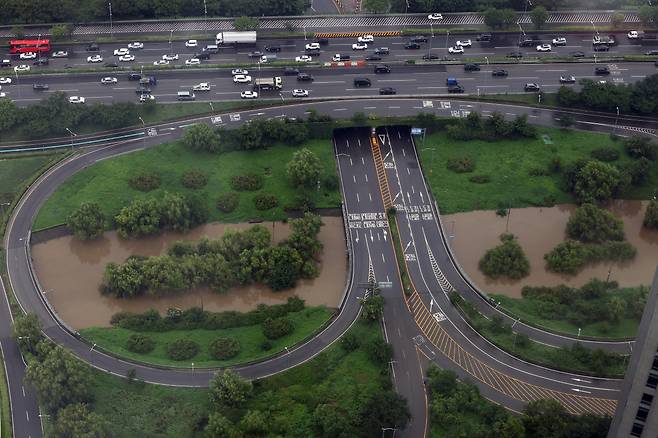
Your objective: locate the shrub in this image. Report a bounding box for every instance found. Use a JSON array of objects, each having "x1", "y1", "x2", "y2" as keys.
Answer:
[
  {"x1": 66, "y1": 202, "x2": 105, "y2": 240},
  {"x1": 209, "y1": 337, "x2": 241, "y2": 360},
  {"x1": 341, "y1": 332, "x2": 360, "y2": 352},
  {"x1": 216, "y1": 192, "x2": 239, "y2": 213},
  {"x1": 644, "y1": 200, "x2": 658, "y2": 229},
  {"x1": 262, "y1": 317, "x2": 294, "y2": 340},
  {"x1": 468, "y1": 175, "x2": 490, "y2": 184},
  {"x1": 181, "y1": 169, "x2": 208, "y2": 189},
  {"x1": 548, "y1": 156, "x2": 562, "y2": 174},
  {"x1": 590, "y1": 147, "x2": 620, "y2": 162},
  {"x1": 624, "y1": 135, "x2": 656, "y2": 161},
  {"x1": 446, "y1": 156, "x2": 475, "y2": 173},
  {"x1": 566, "y1": 203, "x2": 624, "y2": 243},
  {"x1": 478, "y1": 234, "x2": 530, "y2": 280},
  {"x1": 125, "y1": 333, "x2": 155, "y2": 354},
  {"x1": 544, "y1": 240, "x2": 587, "y2": 274},
  {"x1": 165, "y1": 339, "x2": 199, "y2": 361},
  {"x1": 322, "y1": 174, "x2": 339, "y2": 191},
  {"x1": 230, "y1": 173, "x2": 263, "y2": 191},
  {"x1": 128, "y1": 172, "x2": 161, "y2": 192},
  {"x1": 254, "y1": 194, "x2": 279, "y2": 210},
  {"x1": 260, "y1": 340, "x2": 273, "y2": 351}
]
